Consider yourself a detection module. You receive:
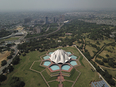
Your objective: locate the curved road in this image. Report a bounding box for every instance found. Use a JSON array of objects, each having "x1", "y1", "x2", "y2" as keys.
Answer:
[
  {"x1": 0, "y1": 23, "x2": 64, "y2": 74},
  {"x1": 0, "y1": 45, "x2": 19, "y2": 74},
  {"x1": 25, "y1": 23, "x2": 64, "y2": 40}
]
